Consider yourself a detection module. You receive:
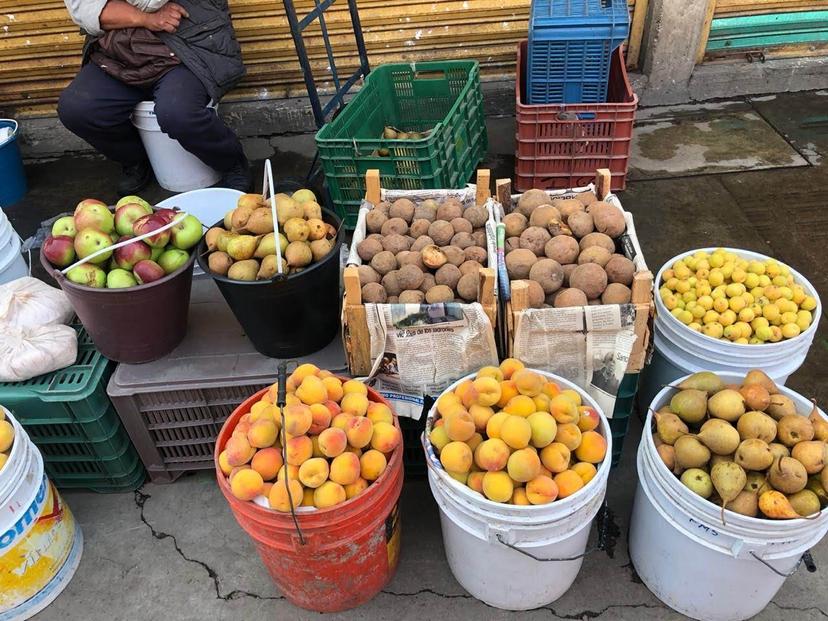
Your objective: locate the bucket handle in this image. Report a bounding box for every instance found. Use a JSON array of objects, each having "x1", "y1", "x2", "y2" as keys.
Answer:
[
  {"x1": 495, "y1": 501, "x2": 619, "y2": 562},
  {"x1": 751, "y1": 550, "x2": 816, "y2": 578},
  {"x1": 0, "y1": 119, "x2": 19, "y2": 143}
]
